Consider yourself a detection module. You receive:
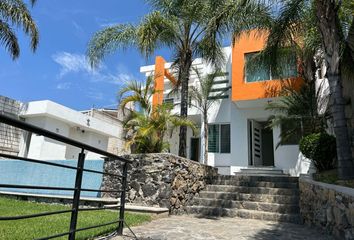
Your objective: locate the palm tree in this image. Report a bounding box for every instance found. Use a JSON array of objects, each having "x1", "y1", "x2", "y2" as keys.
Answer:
[
  {"x1": 87, "y1": 0, "x2": 271, "y2": 158},
  {"x1": 255, "y1": 0, "x2": 354, "y2": 179},
  {"x1": 124, "y1": 103, "x2": 196, "y2": 153},
  {"x1": 118, "y1": 76, "x2": 155, "y2": 115},
  {"x1": 189, "y1": 69, "x2": 228, "y2": 165},
  {"x1": 0, "y1": 0, "x2": 39, "y2": 59}
]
